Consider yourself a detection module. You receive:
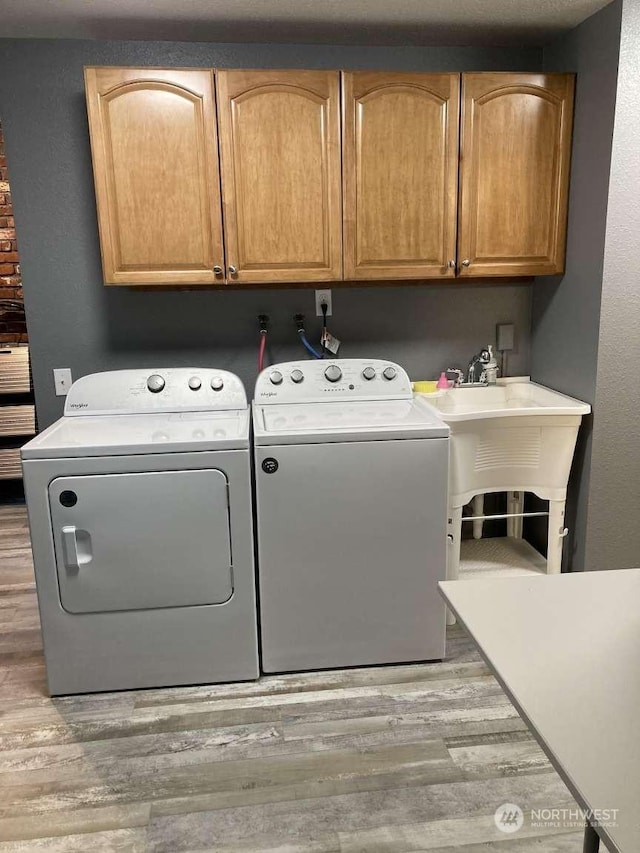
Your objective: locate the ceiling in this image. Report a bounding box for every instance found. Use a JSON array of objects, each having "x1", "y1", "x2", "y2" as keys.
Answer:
[{"x1": 0, "y1": 0, "x2": 613, "y2": 46}]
